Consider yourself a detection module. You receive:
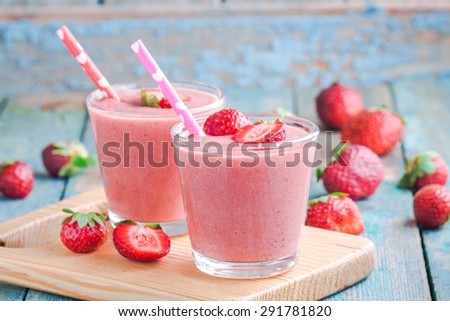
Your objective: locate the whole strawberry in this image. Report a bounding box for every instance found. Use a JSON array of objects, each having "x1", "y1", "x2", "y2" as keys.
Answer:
[
  {"x1": 306, "y1": 192, "x2": 364, "y2": 235},
  {"x1": 413, "y1": 184, "x2": 450, "y2": 229},
  {"x1": 0, "y1": 160, "x2": 34, "y2": 199},
  {"x1": 399, "y1": 151, "x2": 448, "y2": 191},
  {"x1": 317, "y1": 145, "x2": 384, "y2": 200},
  {"x1": 42, "y1": 141, "x2": 96, "y2": 178},
  {"x1": 60, "y1": 208, "x2": 108, "y2": 253},
  {"x1": 203, "y1": 108, "x2": 250, "y2": 136},
  {"x1": 341, "y1": 107, "x2": 404, "y2": 156},
  {"x1": 315, "y1": 82, "x2": 365, "y2": 130},
  {"x1": 113, "y1": 221, "x2": 171, "y2": 262}
]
